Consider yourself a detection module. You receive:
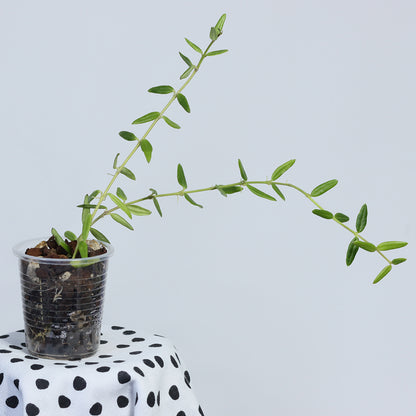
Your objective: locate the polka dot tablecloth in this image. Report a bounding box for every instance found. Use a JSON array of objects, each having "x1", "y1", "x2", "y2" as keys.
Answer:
[{"x1": 0, "y1": 325, "x2": 205, "y2": 416}]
